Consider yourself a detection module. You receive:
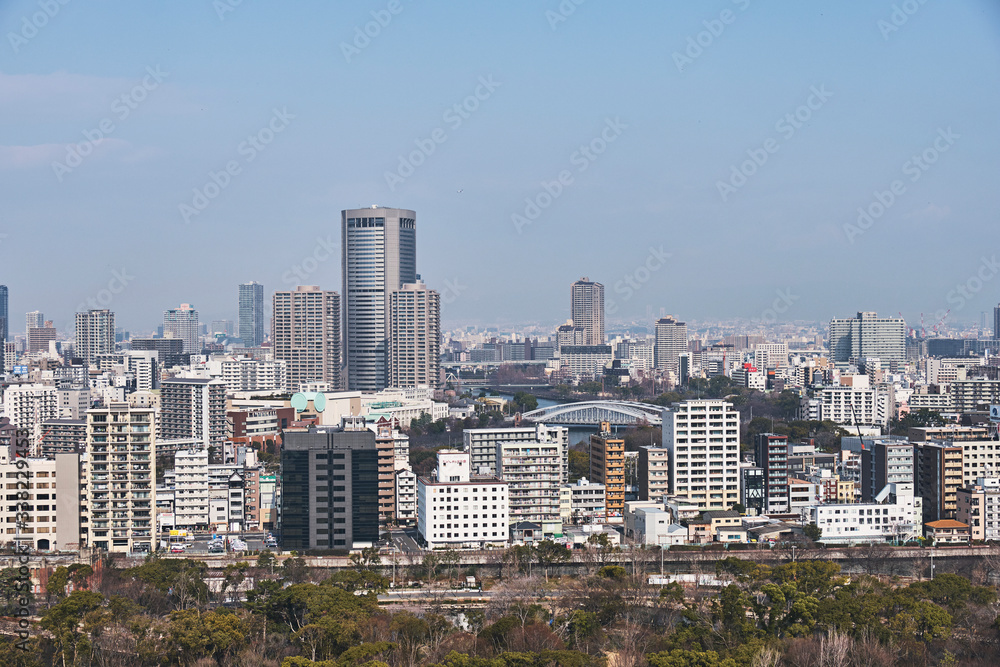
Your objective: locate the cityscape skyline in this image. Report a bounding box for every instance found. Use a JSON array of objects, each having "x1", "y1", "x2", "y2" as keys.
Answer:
[{"x1": 3, "y1": 2, "x2": 1000, "y2": 332}]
